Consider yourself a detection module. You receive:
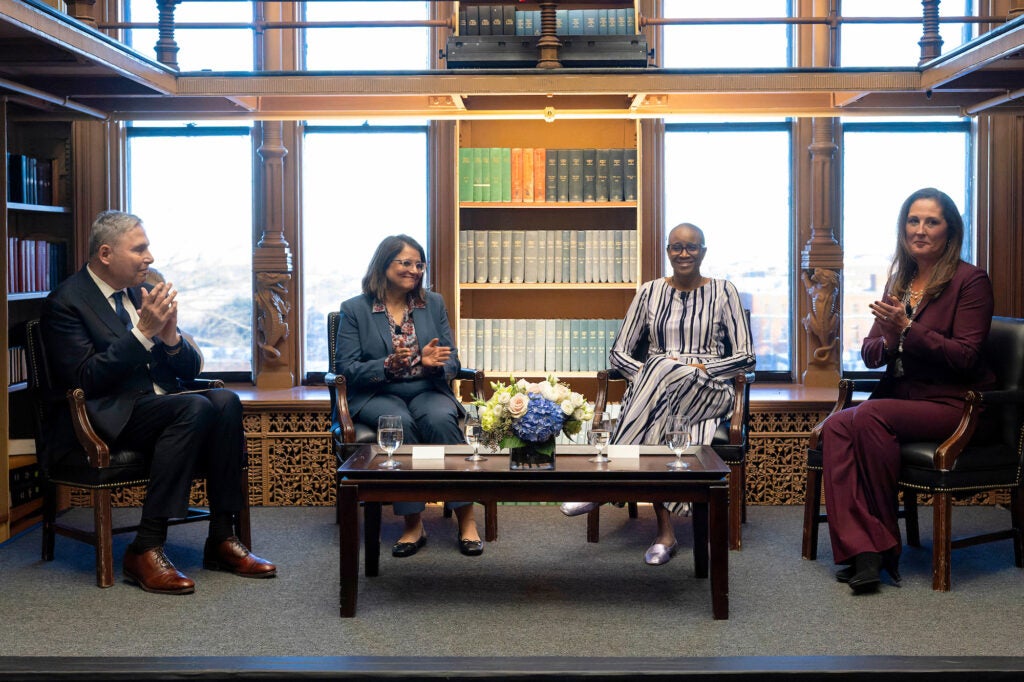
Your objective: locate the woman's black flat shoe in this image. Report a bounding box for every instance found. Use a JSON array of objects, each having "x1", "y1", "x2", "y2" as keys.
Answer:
[
  {"x1": 392, "y1": 533, "x2": 427, "y2": 558},
  {"x1": 835, "y1": 564, "x2": 856, "y2": 583},
  {"x1": 848, "y1": 552, "x2": 882, "y2": 594},
  {"x1": 459, "y1": 538, "x2": 484, "y2": 556}
]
